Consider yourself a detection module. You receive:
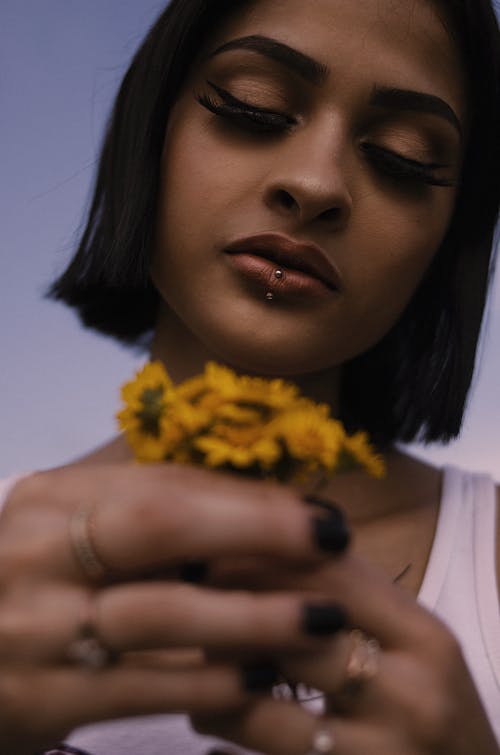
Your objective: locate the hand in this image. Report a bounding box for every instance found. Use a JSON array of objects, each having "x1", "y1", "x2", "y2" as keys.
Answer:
[
  {"x1": 0, "y1": 463, "x2": 349, "y2": 755},
  {"x1": 194, "y1": 554, "x2": 500, "y2": 754}
]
